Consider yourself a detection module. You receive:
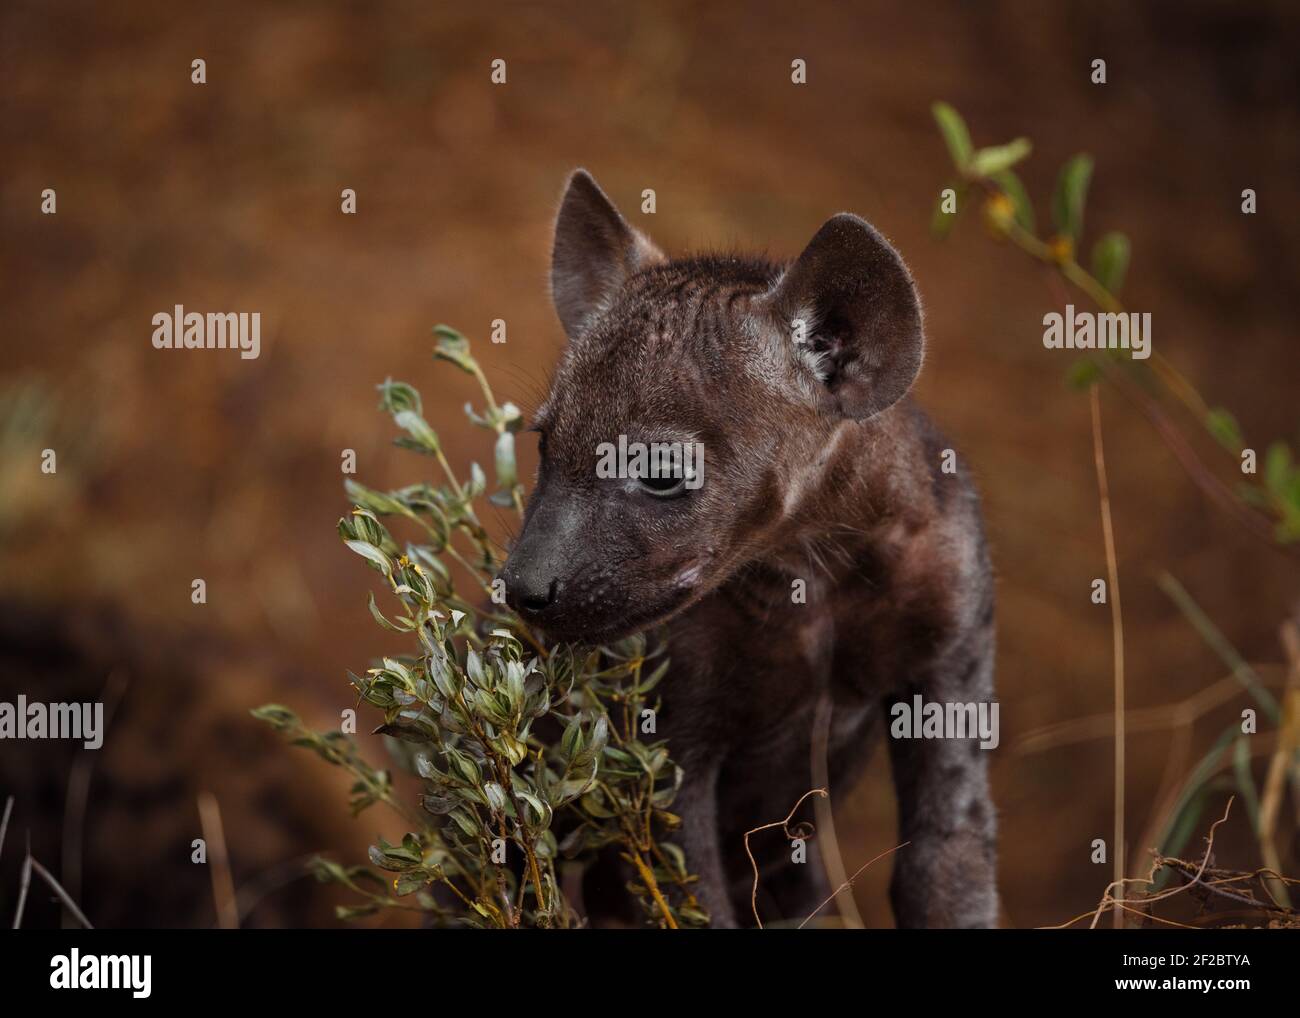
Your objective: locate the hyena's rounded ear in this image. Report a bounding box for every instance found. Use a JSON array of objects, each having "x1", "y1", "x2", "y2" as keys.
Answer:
[
  {"x1": 761, "y1": 213, "x2": 924, "y2": 420},
  {"x1": 551, "y1": 169, "x2": 665, "y2": 339}
]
